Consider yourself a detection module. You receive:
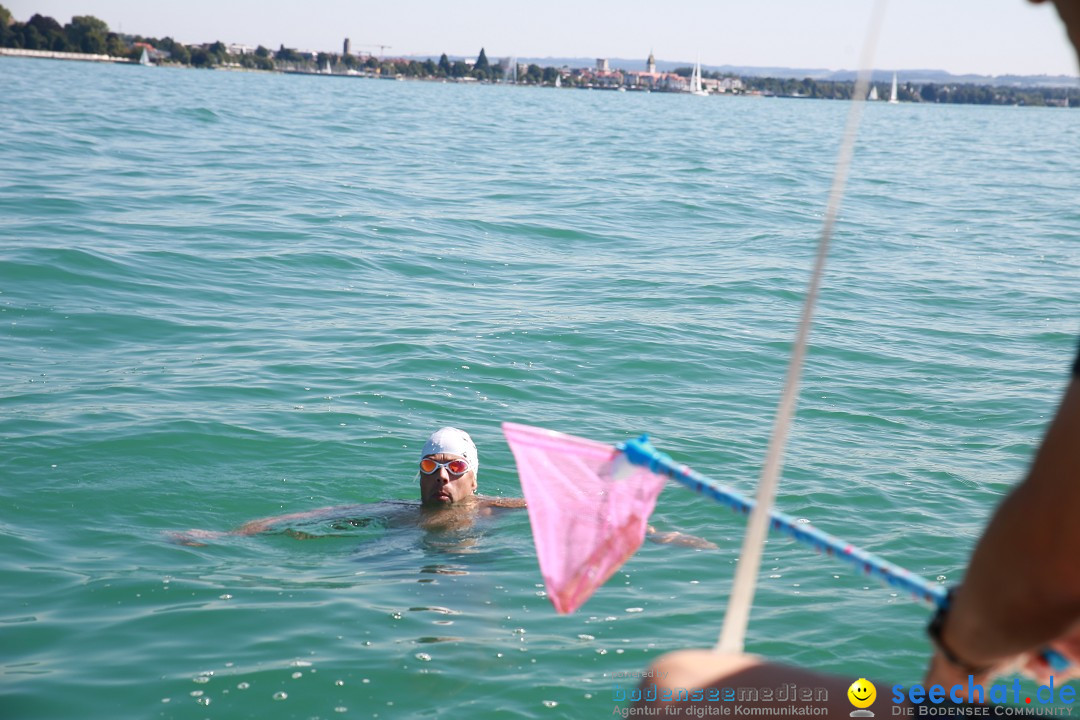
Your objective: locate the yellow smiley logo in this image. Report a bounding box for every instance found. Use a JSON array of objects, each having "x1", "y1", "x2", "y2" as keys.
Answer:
[{"x1": 847, "y1": 678, "x2": 876, "y2": 709}]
